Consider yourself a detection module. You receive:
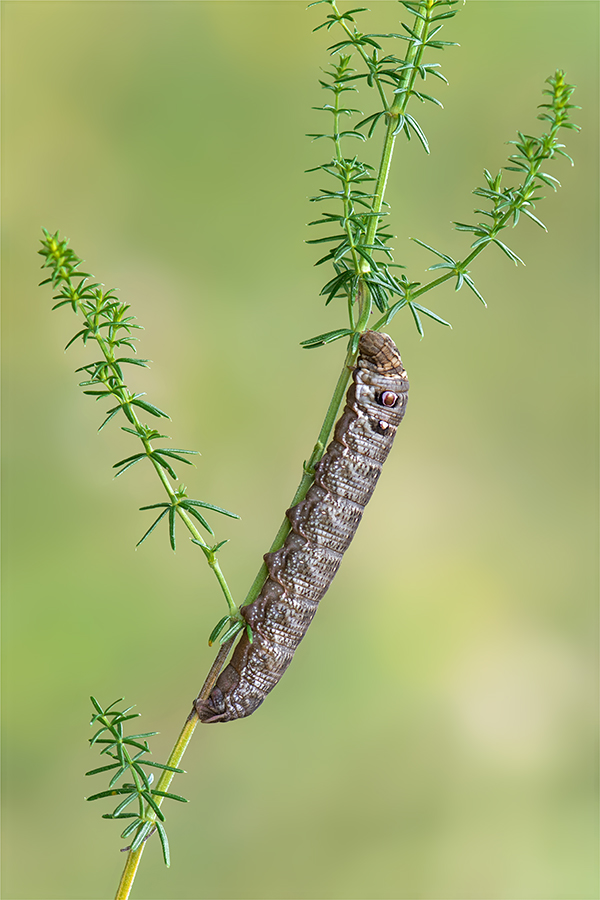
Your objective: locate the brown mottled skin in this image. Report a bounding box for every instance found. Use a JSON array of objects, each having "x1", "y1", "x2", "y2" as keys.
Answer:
[{"x1": 195, "y1": 331, "x2": 409, "y2": 722}]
